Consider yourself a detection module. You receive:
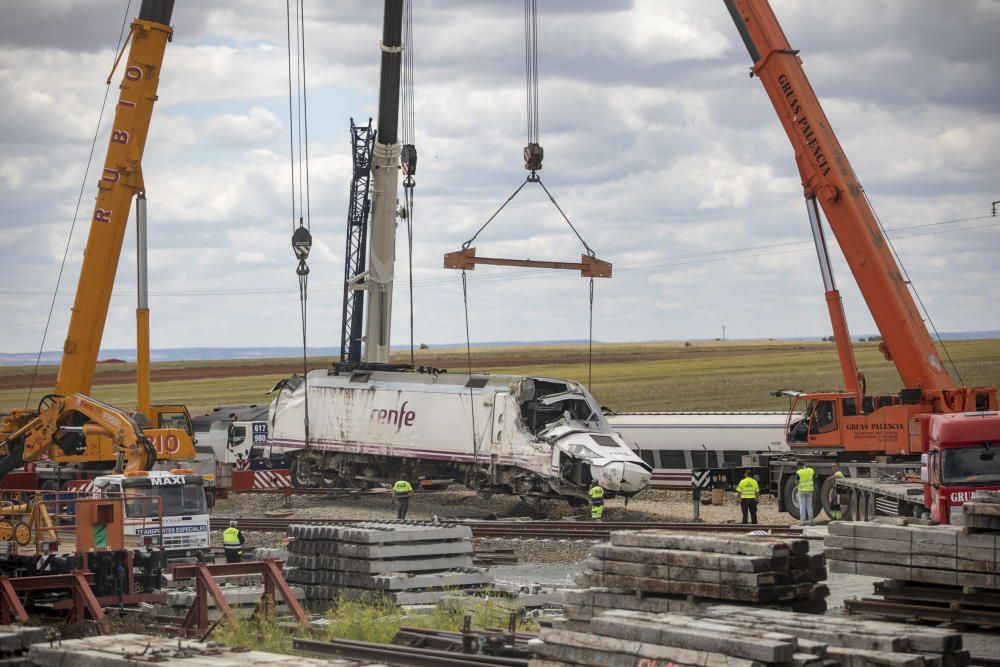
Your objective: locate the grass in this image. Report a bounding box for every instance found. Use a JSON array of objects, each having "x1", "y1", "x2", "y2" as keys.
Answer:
[
  {"x1": 1, "y1": 339, "x2": 997, "y2": 416},
  {"x1": 212, "y1": 595, "x2": 538, "y2": 655}
]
